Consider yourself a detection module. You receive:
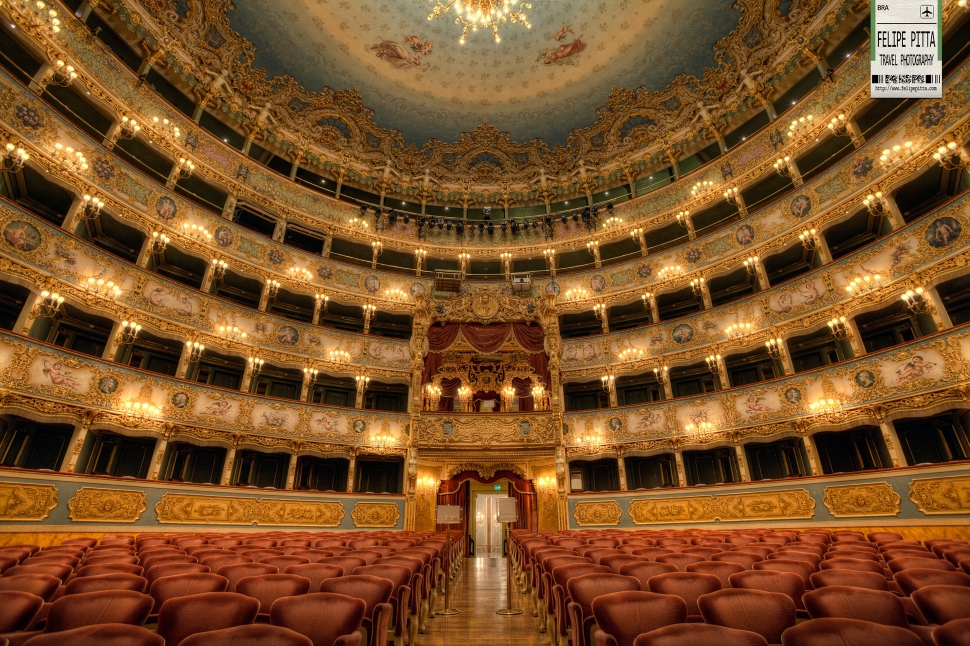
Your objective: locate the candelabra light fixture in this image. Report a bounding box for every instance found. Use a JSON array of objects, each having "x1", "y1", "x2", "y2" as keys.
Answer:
[
  {"x1": 315, "y1": 293, "x2": 330, "y2": 311},
  {"x1": 690, "y1": 277, "x2": 705, "y2": 296},
  {"x1": 535, "y1": 475, "x2": 556, "y2": 491},
  {"x1": 121, "y1": 400, "x2": 161, "y2": 419},
  {"x1": 618, "y1": 347, "x2": 645, "y2": 362},
  {"x1": 174, "y1": 157, "x2": 195, "y2": 179},
  {"x1": 827, "y1": 316, "x2": 849, "y2": 340},
  {"x1": 303, "y1": 367, "x2": 319, "y2": 384},
  {"x1": 371, "y1": 240, "x2": 383, "y2": 257},
  {"x1": 532, "y1": 383, "x2": 550, "y2": 411},
  {"x1": 705, "y1": 354, "x2": 722, "y2": 374},
  {"x1": 880, "y1": 141, "x2": 915, "y2": 169},
  {"x1": 14, "y1": 0, "x2": 62, "y2": 35},
  {"x1": 586, "y1": 239, "x2": 599, "y2": 255},
  {"x1": 217, "y1": 325, "x2": 247, "y2": 342},
  {"x1": 384, "y1": 288, "x2": 409, "y2": 301},
  {"x1": 863, "y1": 191, "x2": 886, "y2": 215},
  {"x1": 845, "y1": 273, "x2": 884, "y2": 295},
  {"x1": 723, "y1": 186, "x2": 740, "y2": 204},
  {"x1": 765, "y1": 337, "x2": 784, "y2": 360},
  {"x1": 690, "y1": 180, "x2": 716, "y2": 199},
  {"x1": 415, "y1": 248, "x2": 427, "y2": 262},
  {"x1": 185, "y1": 340, "x2": 205, "y2": 363},
  {"x1": 933, "y1": 141, "x2": 968, "y2": 170},
  {"x1": 424, "y1": 384, "x2": 441, "y2": 410},
  {"x1": 119, "y1": 320, "x2": 141, "y2": 346},
  {"x1": 150, "y1": 231, "x2": 169, "y2": 254},
  {"x1": 287, "y1": 266, "x2": 314, "y2": 283},
  {"x1": 80, "y1": 194, "x2": 105, "y2": 220},
  {"x1": 501, "y1": 385, "x2": 516, "y2": 410},
  {"x1": 210, "y1": 258, "x2": 228, "y2": 280},
  {"x1": 83, "y1": 277, "x2": 121, "y2": 300},
  {"x1": 349, "y1": 216, "x2": 369, "y2": 230},
  {"x1": 151, "y1": 116, "x2": 181, "y2": 141},
  {"x1": 118, "y1": 116, "x2": 140, "y2": 140},
  {"x1": 799, "y1": 228, "x2": 820, "y2": 250},
  {"x1": 743, "y1": 256, "x2": 760, "y2": 277},
  {"x1": 602, "y1": 216, "x2": 624, "y2": 229},
  {"x1": 653, "y1": 364, "x2": 669, "y2": 383},
  {"x1": 181, "y1": 223, "x2": 212, "y2": 244},
  {"x1": 774, "y1": 156, "x2": 795, "y2": 177},
  {"x1": 38, "y1": 290, "x2": 64, "y2": 318},
  {"x1": 1, "y1": 143, "x2": 29, "y2": 172},
  {"x1": 417, "y1": 475, "x2": 438, "y2": 494},
  {"x1": 642, "y1": 292, "x2": 655, "y2": 307},
  {"x1": 725, "y1": 322, "x2": 753, "y2": 339},
  {"x1": 786, "y1": 114, "x2": 815, "y2": 139},
  {"x1": 564, "y1": 287, "x2": 589, "y2": 301},
  {"x1": 458, "y1": 385, "x2": 472, "y2": 409},
  {"x1": 328, "y1": 349, "x2": 350, "y2": 363},
  {"x1": 630, "y1": 227, "x2": 644, "y2": 243},
  {"x1": 576, "y1": 433, "x2": 604, "y2": 453},
  {"x1": 684, "y1": 421, "x2": 716, "y2": 434},
  {"x1": 827, "y1": 113, "x2": 848, "y2": 136},
  {"x1": 266, "y1": 279, "x2": 281, "y2": 298},
  {"x1": 600, "y1": 370, "x2": 616, "y2": 394},
  {"x1": 369, "y1": 432, "x2": 396, "y2": 454},
  {"x1": 48, "y1": 60, "x2": 77, "y2": 87},
  {"x1": 676, "y1": 210, "x2": 691, "y2": 228},
  {"x1": 657, "y1": 265, "x2": 684, "y2": 282},
  {"x1": 901, "y1": 287, "x2": 928, "y2": 313},
  {"x1": 248, "y1": 355, "x2": 265, "y2": 378},
  {"x1": 427, "y1": 0, "x2": 532, "y2": 44},
  {"x1": 809, "y1": 398, "x2": 842, "y2": 414},
  {"x1": 355, "y1": 372, "x2": 371, "y2": 393},
  {"x1": 51, "y1": 142, "x2": 88, "y2": 172},
  {"x1": 592, "y1": 302, "x2": 606, "y2": 320}
]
